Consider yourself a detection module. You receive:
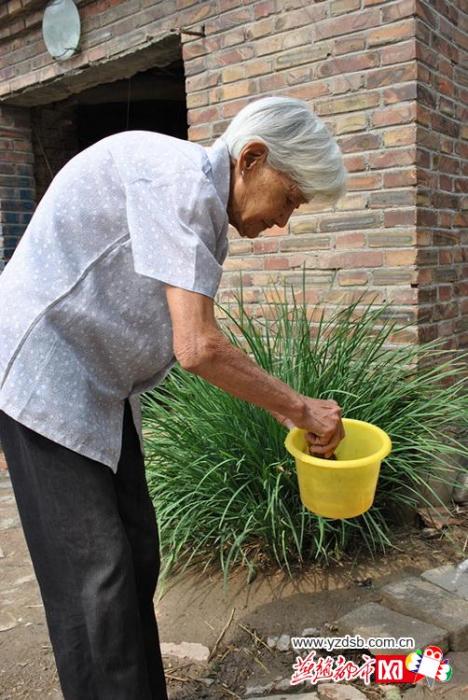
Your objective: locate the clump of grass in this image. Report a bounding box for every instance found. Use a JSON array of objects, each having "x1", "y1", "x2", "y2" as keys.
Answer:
[{"x1": 142, "y1": 279, "x2": 467, "y2": 587}]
